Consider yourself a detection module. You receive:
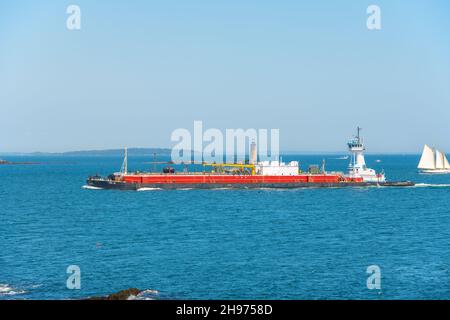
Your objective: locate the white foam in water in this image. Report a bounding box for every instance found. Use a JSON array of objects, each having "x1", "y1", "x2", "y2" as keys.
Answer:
[
  {"x1": 0, "y1": 284, "x2": 26, "y2": 296},
  {"x1": 131, "y1": 289, "x2": 159, "y2": 300},
  {"x1": 82, "y1": 185, "x2": 103, "y2": 190},
  {"x1": 413, "y1": 183, "x2": 450, "y2": 188},
  {"x1": 0, "y1": 284, "x2": 11, "y2": 293},
  {"x1": 140, "y1": 289, "x2": 159, "y2": 295}
]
